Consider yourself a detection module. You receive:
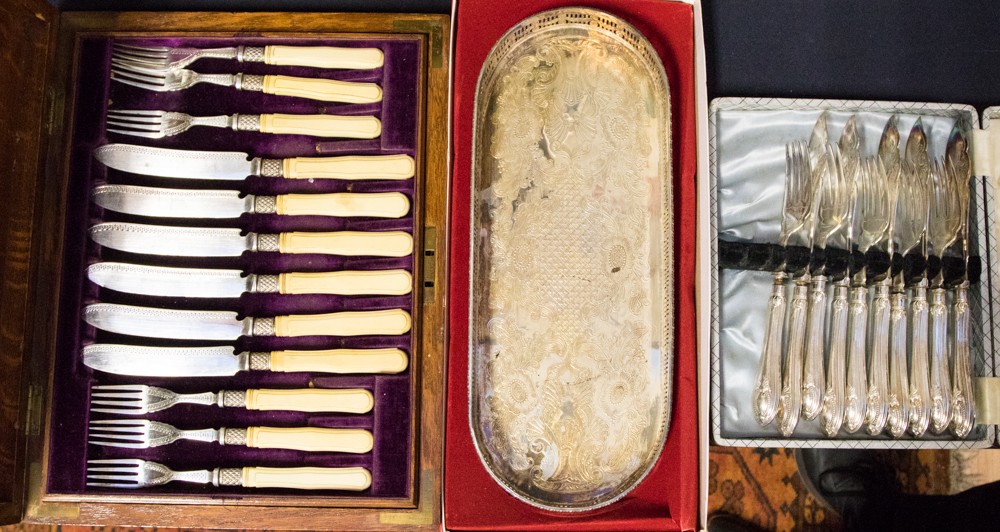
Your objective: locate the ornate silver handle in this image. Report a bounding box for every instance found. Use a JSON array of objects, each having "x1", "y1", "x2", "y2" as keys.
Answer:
[
  {"x1": 951, "y1": 283, "x2": 976, "y2": 438},
  {"x1": 908, "y1": 281, "x2": 931, "y2": 436},
  {"x1": 886, "y1": 290, "x2": 910, "y2": 438},
  {"x1": 801, "y1": 275, "x2": 828, "y2": 420},
  {"x1": 752, "y1": 274, "x2": 787, "y2": 426},
  {"x1": 865, "y1": 281, "x2": 891, "y2": 435},
  {"x1": 778, "y1": 281, "x2": 809, "y2": 437},
  {"x1": 928, "y1": 287, "x2": 952, "y2": 433},
  {"x1": 821, "y1": 280, "x2": 849, "y2": 436},
  {"x1": 843, "y1": 285, "x2": 868, "y2": 433}
]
